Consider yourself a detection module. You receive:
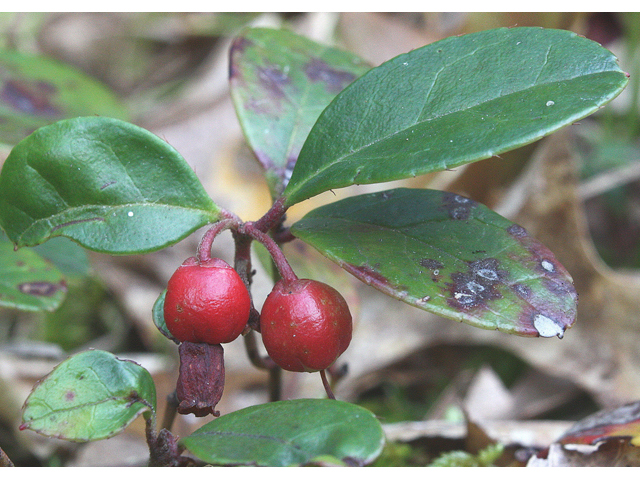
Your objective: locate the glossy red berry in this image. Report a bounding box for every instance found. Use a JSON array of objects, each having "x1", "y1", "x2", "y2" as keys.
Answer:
[
  {"x1": 164, "y1": 256, "x2": 251, "y2": 345},
  {"x1": 260, "y1": 279, "x2": 352, "y2": 372}
]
